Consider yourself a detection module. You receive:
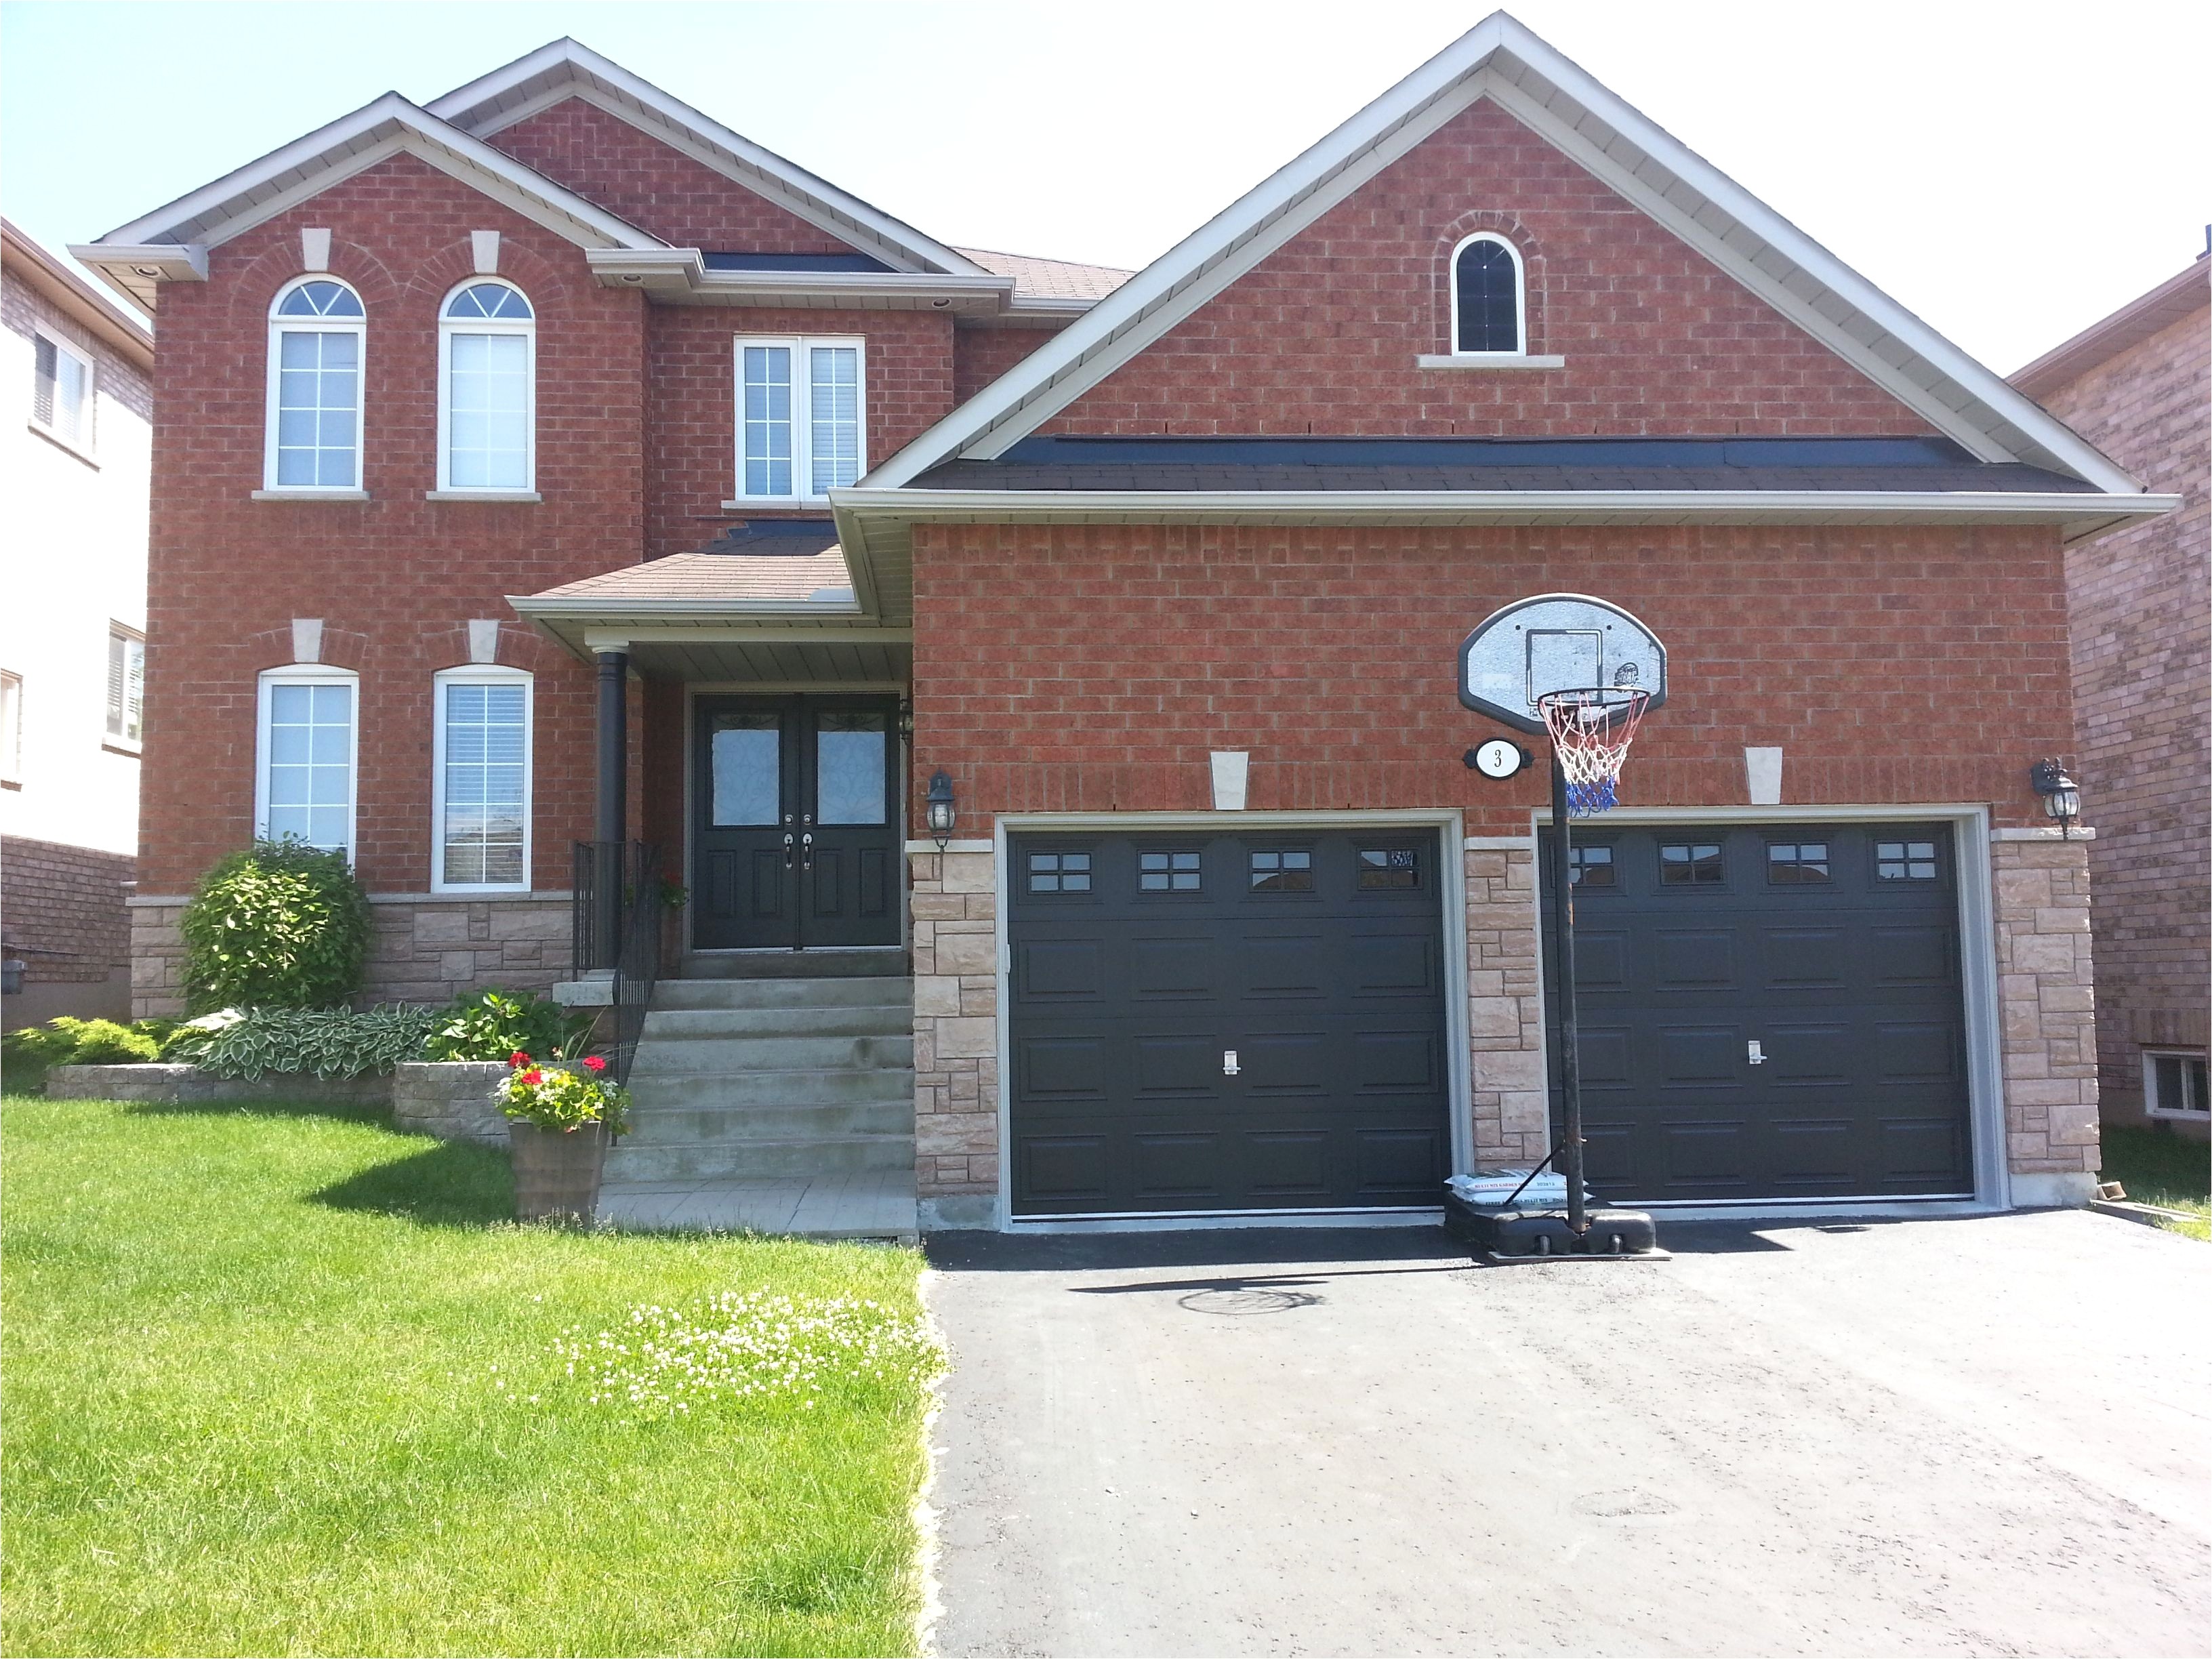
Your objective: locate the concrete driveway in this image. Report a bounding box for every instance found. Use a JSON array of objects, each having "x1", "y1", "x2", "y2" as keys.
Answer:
[{"x1": 923, "y1": 1211, "x2": 2209, "y2": 1657}]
